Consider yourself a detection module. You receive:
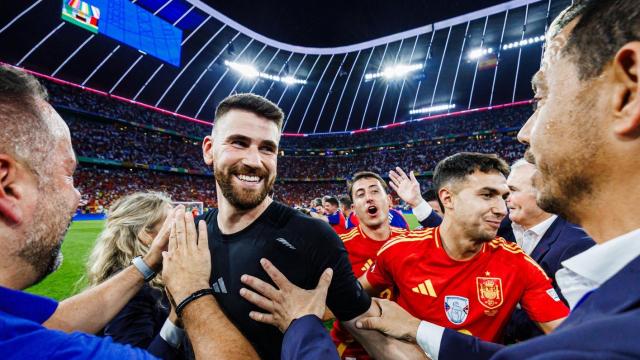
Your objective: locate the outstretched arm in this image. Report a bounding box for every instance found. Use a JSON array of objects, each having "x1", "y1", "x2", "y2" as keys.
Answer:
[{"x1": 44, "y1": 208, "x2": 177, "y2": 334}]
